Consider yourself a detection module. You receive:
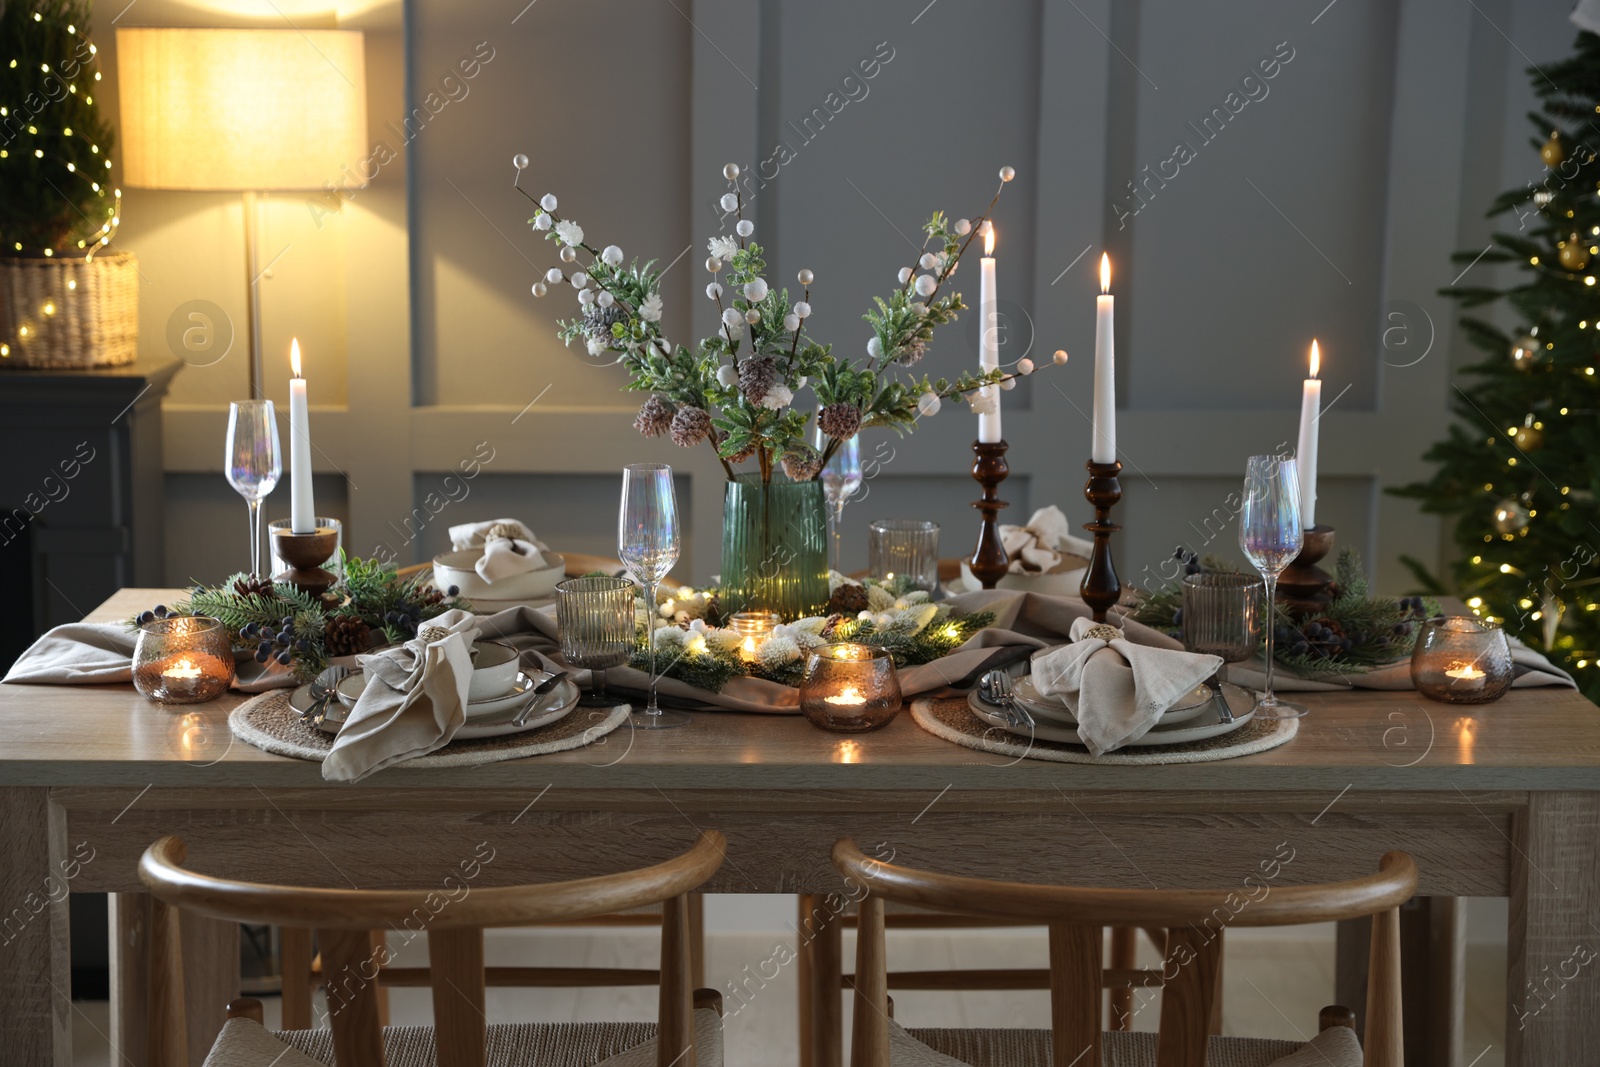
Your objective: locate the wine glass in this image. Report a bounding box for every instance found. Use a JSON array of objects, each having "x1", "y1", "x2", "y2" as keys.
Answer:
[
  {"x1": 815, "y1": 429, "x2": 862, "y2": 574},
  {"x1": 225, "y1": 400, "x2": 282, "y2": 578},
  {"x1": 618, "y1": 464, "x2": 690, "y2": 728},
  {"x1": 1237, "y1": 455, "x2": 1307, "y2": 719}
]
